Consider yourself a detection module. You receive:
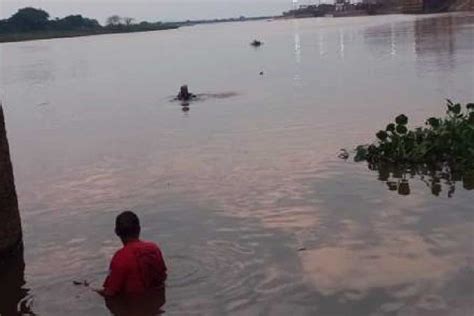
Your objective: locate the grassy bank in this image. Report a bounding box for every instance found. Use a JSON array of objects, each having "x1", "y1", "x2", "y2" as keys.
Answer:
[{"x1": 0, "y1": 25, "x2": 180, "y2": 43}]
